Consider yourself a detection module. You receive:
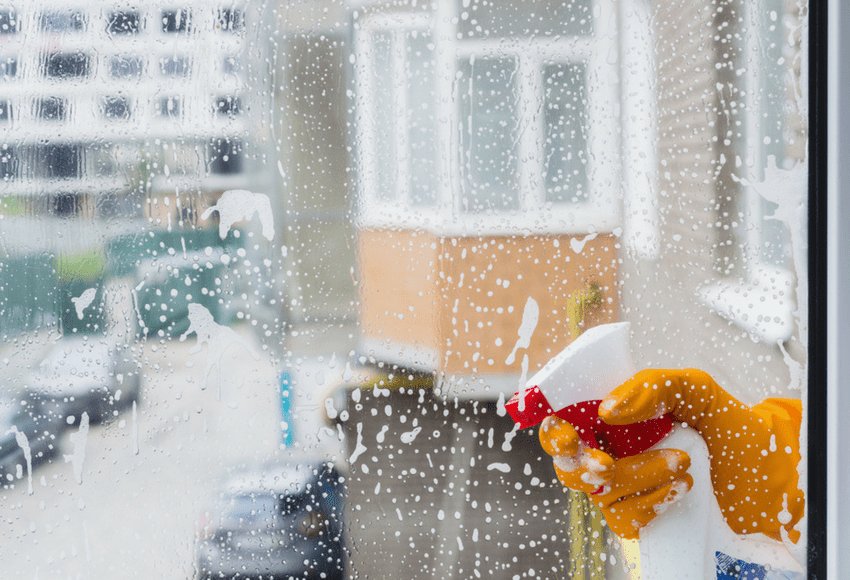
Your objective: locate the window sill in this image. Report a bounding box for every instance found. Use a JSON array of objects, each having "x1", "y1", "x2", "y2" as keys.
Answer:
[
  {"x1": 698, "y1": 270, "x2": 796, "y2": 345},
  {"x1": 356, "y1": 203, "x2": 620, "y2": 236}
]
